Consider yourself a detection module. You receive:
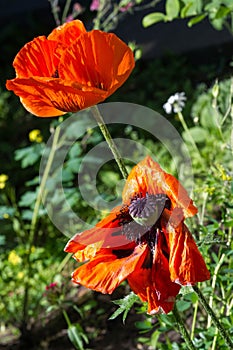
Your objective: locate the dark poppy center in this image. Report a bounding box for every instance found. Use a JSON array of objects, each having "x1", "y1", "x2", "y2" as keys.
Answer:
[
  {"x1": 128, "y1": 193, "x2": 171, "y2": 227},
  {"x1": 52, "y1": 69, "x2": 59, "y2": 78}
]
